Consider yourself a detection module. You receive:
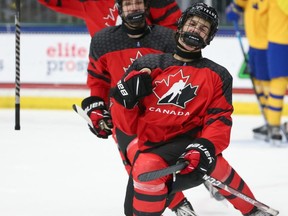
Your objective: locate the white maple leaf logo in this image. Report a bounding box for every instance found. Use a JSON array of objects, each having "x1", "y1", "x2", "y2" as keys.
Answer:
[
  {"x1": 103, "y1": 4, "x2": 122, "y2": 27},
  {"x1": 153, "y1": 69, "x2": 199, "y2": 109}
]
